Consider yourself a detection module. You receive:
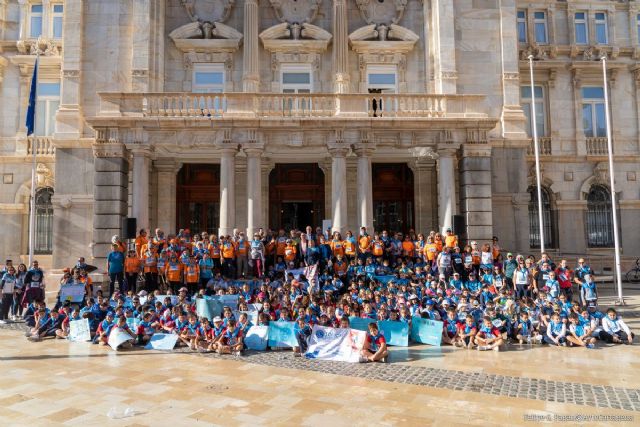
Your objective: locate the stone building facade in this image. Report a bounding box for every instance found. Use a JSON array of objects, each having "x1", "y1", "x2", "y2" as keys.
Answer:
[{"x1": 0, "y1": 0, "x2": 638, "y2": 269}]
